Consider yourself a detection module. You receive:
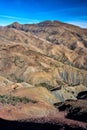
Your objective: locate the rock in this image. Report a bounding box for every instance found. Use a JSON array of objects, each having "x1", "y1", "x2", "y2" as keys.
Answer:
[
  {"x1": 54, "y1": 100, "x2": 87, "y2": 123},
  {"x1": 77, "y1": 91, "x2": 87, "y2": 99}
]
